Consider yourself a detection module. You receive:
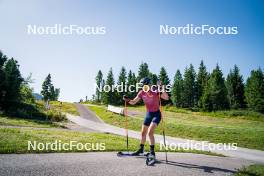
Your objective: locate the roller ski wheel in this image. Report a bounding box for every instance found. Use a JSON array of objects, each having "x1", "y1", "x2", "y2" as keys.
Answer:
[{"x1": 146, "y1": 152, "x2": 156, "y2": 166}]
